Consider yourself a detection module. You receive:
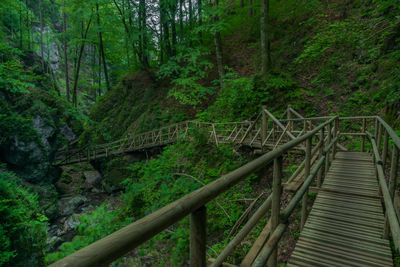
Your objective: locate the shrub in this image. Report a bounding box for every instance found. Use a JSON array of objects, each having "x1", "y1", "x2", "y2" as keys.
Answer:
[{"x1": 0, "y1": 169, "x2": 47, "y2": 267}]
